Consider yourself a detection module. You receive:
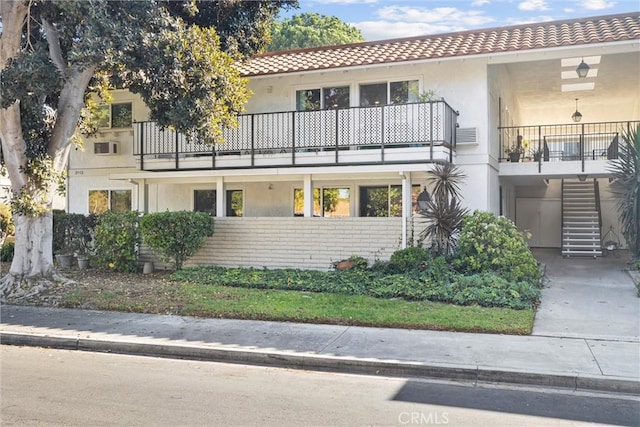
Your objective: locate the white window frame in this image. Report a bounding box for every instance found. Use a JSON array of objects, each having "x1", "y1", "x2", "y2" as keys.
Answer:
[
  {"x1": 97, "y1": 102, "x2": 134, "y2": 129},
  {"x1": 357, "y1": 77, "x2": 422, "y2": 106},
  {"x1": 293, "y1": 82, "x2": 353, "y2": 111},
  {"x1": 88, "y1": 188, "x2": 133, "y2": 214}
]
